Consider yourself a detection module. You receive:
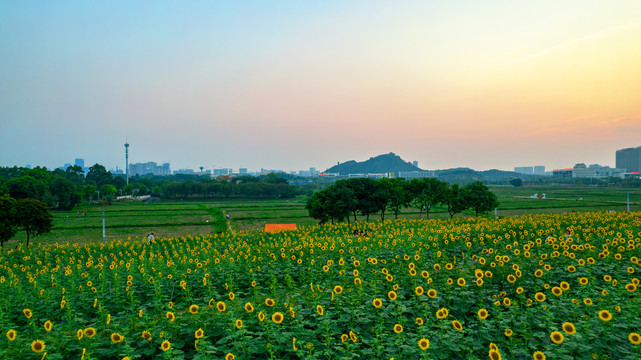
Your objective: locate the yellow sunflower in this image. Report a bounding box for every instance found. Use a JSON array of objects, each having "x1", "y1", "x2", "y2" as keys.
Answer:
[
  {"x1": 533, "y1": 350, "x2": 546, "y2": 360},
  {"x1": 189, "y1": 304, "x2": 199, "y2": 315},
  {"x1": 31, "y1": 340, "x2": 45, "y2": 353},
  {"x1": 598, "y1": 310, "x2": 612, "y2": 322},
  {"x1": 166, "y1": 312, "x2": 176, "y2": 322},
  {"x1": 562, "y1": 322, "x2": 576, "y2": 335},
  {"x1": 84, "y1": 327, "x2": 96, "y2": 338},
  {"x1": 244, "y1": 302, "x2": 254, "y2": 313},
  {"x1": 217, "y1": 301, "x2": 226, "y2": 312},
  {"x1": 478, "y1": 308, "x2": 488, "y2": 320},
  {"x1": 453, "y1": 320, "x2": 463, "y2": 331},
  {"x1": 272, "y1": 312, "x2": 284, "y2": 324},
  {"x1": 111, "y1": 333, "x2": 124, "y2": 343},
  {"x1": 393, "y1": 324, "x2": 403, "y2": 334},
  {"x1": 161, "y1": 340, "x2": 171, "y2": 352},
  {"x1": 418, "y1": 338, "x2": 430, "y2": 350},
  {"x1": 550, "y1": 331, "x2": 564, "y2": 344},
  {"x1": 6, "y1": 329, "x2": 17, "y2": 342},
  {"x1": 373, "y1": 298, "x2": 383, "y2": 308},
  {"x1": 488, "y1": 349, "x2": 502, "y2": 360}
]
